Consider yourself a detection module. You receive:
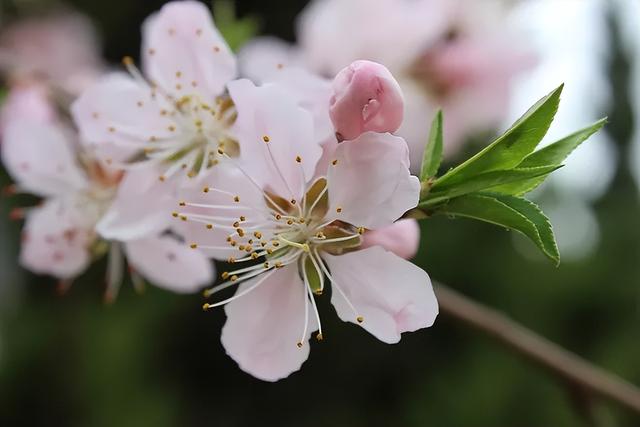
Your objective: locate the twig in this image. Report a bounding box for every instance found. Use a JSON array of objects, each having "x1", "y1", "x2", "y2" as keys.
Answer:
[{"x1": 434, "y1": 282, "x2": 640, "y2": 415}]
